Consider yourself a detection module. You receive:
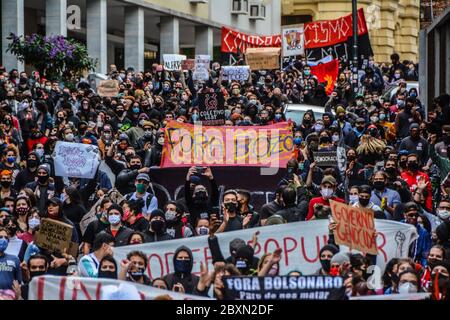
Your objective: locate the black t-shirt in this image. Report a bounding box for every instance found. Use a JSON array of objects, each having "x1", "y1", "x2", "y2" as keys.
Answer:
[
  {"x1": 260, "y1": 201, "x2": 283, "y2": 220},
  {"x1": 224, "y1": 215, "x2": 243, "y2": 232},
  {"x1": 81, "y1": 218, "x2": 108, "y2": 245}
]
